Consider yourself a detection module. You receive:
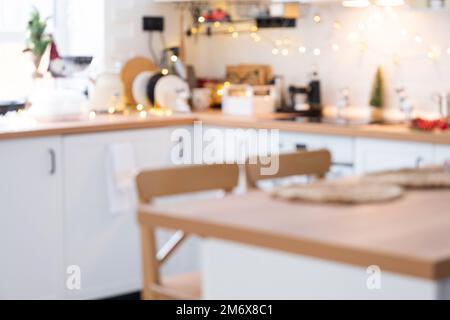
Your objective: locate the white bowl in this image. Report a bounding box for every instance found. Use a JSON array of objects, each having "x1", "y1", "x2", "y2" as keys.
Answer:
[{"x1": 28, "y1": 89, "x2": 88, "y2": 120}]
